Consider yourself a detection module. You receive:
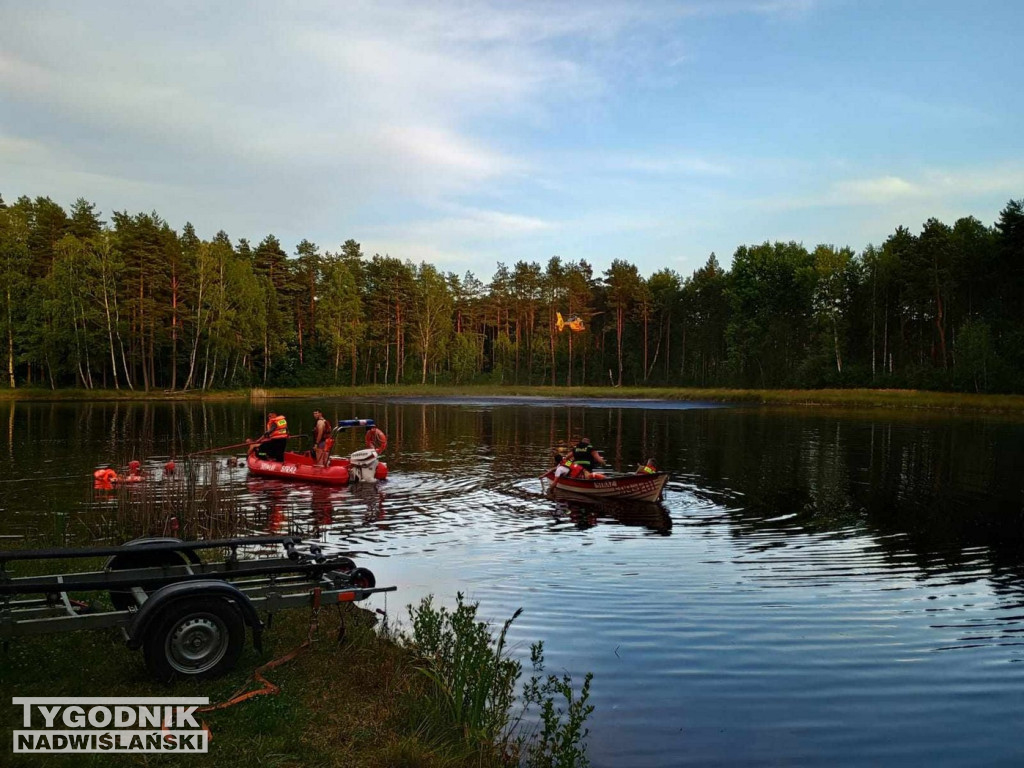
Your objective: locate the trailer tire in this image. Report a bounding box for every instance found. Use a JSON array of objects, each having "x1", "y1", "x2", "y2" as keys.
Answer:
[
  {"x1": 333, "y1": 556, "x2": 356, "y2": 573},
  {"x1": 349, "y1": 567, "x2": 375, "y2": 589},
  {"x1": 143, "y1": 597, "x2": 245, "y2": 682},
  {"x1": 107, "y1": 539, "x2": 201, "y2": 611}
]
